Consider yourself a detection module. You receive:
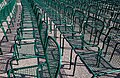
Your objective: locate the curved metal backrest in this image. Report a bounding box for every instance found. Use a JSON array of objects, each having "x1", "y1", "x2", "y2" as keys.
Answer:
[
  {"x1": 80, "y1": 2, "x2": 88, "y2": 12},
  {"x1": 65, "y1": 5, "x2": 74, "y2": 20},
  {"x1": 51, "y1": 0, "x2": 57, "y2": 9},
  {"x1": 87, "y1": 4, "x2": 99, "y2": 17},
  {"x1": 45, "y1": 36, "x2": 61, "y2": 78},
  {"x1": 73, "y1": 0, "x2": 82, "y2": 9},
  {"x1": 101, "y1": 27, "x2": 120, "y2": 69},
  {"x1": 113, "y1": 12, "x2": 120, "y2": 28},
  {"x1": 83, "y1": 16, "x2": 105, "y2": 45},
  {"x1": 73, "y1": 10, "x2": 85, "y2": 33},
  {"x1": 54, "y1": 0, "x2": 60, "y2": 11},
  {"x1": 37, "y1": 14, "x2": 48, "y2": 49},
  {"x1": 33, "y1": 4, "x2": 39, "y2": 17},
  {"x1": 102, "y1": 27, "x2": 120, "y2": 52},
  {"x1": 63, "y1": 5, "x2": 74, "y2": 27},
  {"x1": 59, "y1": 2, "x2": 66, "y2": 15}
]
